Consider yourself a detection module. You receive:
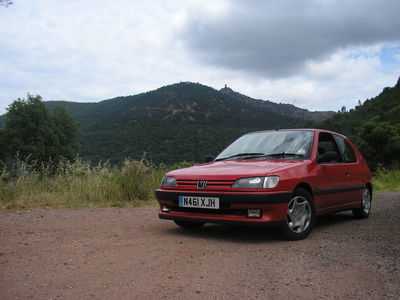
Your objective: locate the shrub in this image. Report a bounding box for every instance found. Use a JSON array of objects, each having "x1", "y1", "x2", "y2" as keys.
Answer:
[{"x1": 0, "y1": 157, "x2": 165, "y2": 209}]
